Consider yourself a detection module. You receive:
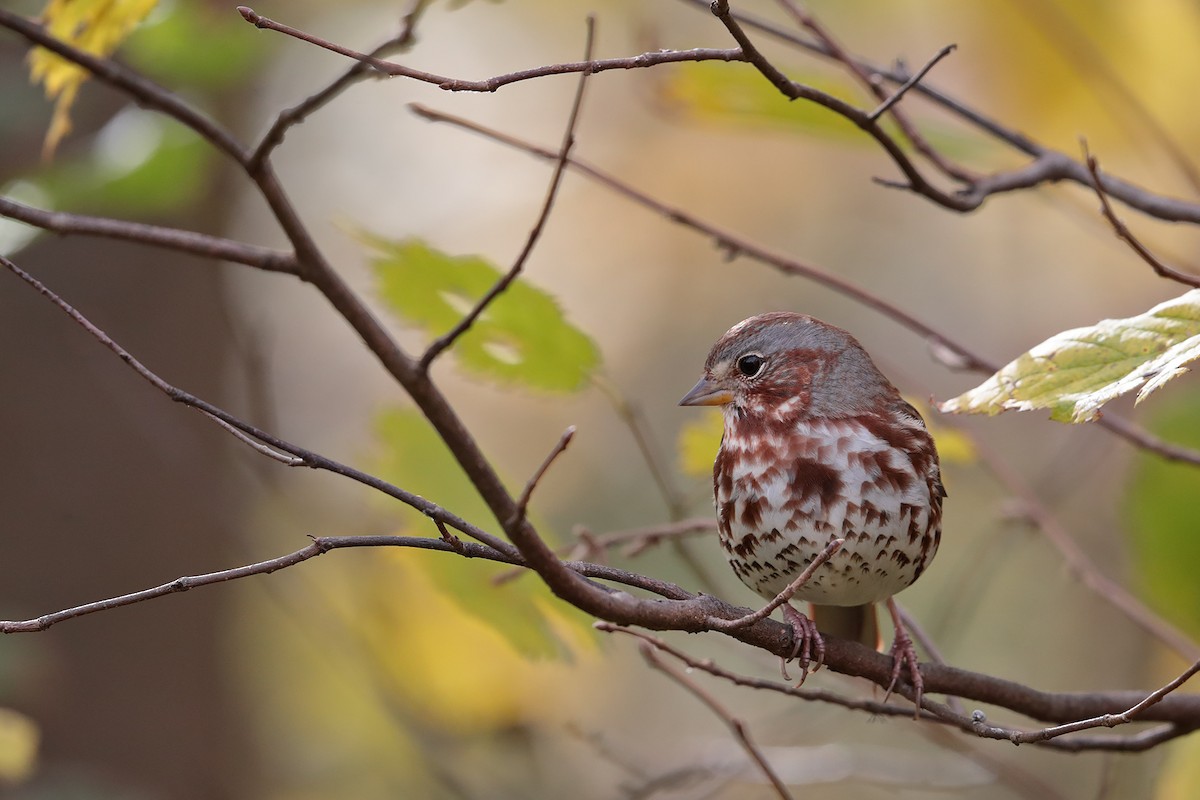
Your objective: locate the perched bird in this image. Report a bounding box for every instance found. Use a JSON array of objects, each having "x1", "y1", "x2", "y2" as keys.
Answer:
[{"x1": 680, "y1": 312, "x2": 944, "y2": 705}]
